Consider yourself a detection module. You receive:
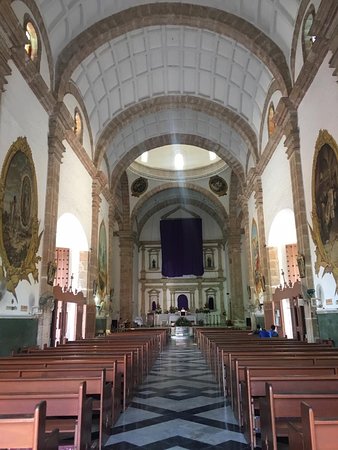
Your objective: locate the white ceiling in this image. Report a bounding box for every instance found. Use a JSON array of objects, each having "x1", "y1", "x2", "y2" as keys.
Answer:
[
  {"x1": 30, "y1": 1, "x2": 302, "y2": 182},
  {"x1": 38, "y1": 0, "x2": 300, "y2": 65},
  {"x1": 71, "y1": 25, "x2": 273, "y2": 147}
]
